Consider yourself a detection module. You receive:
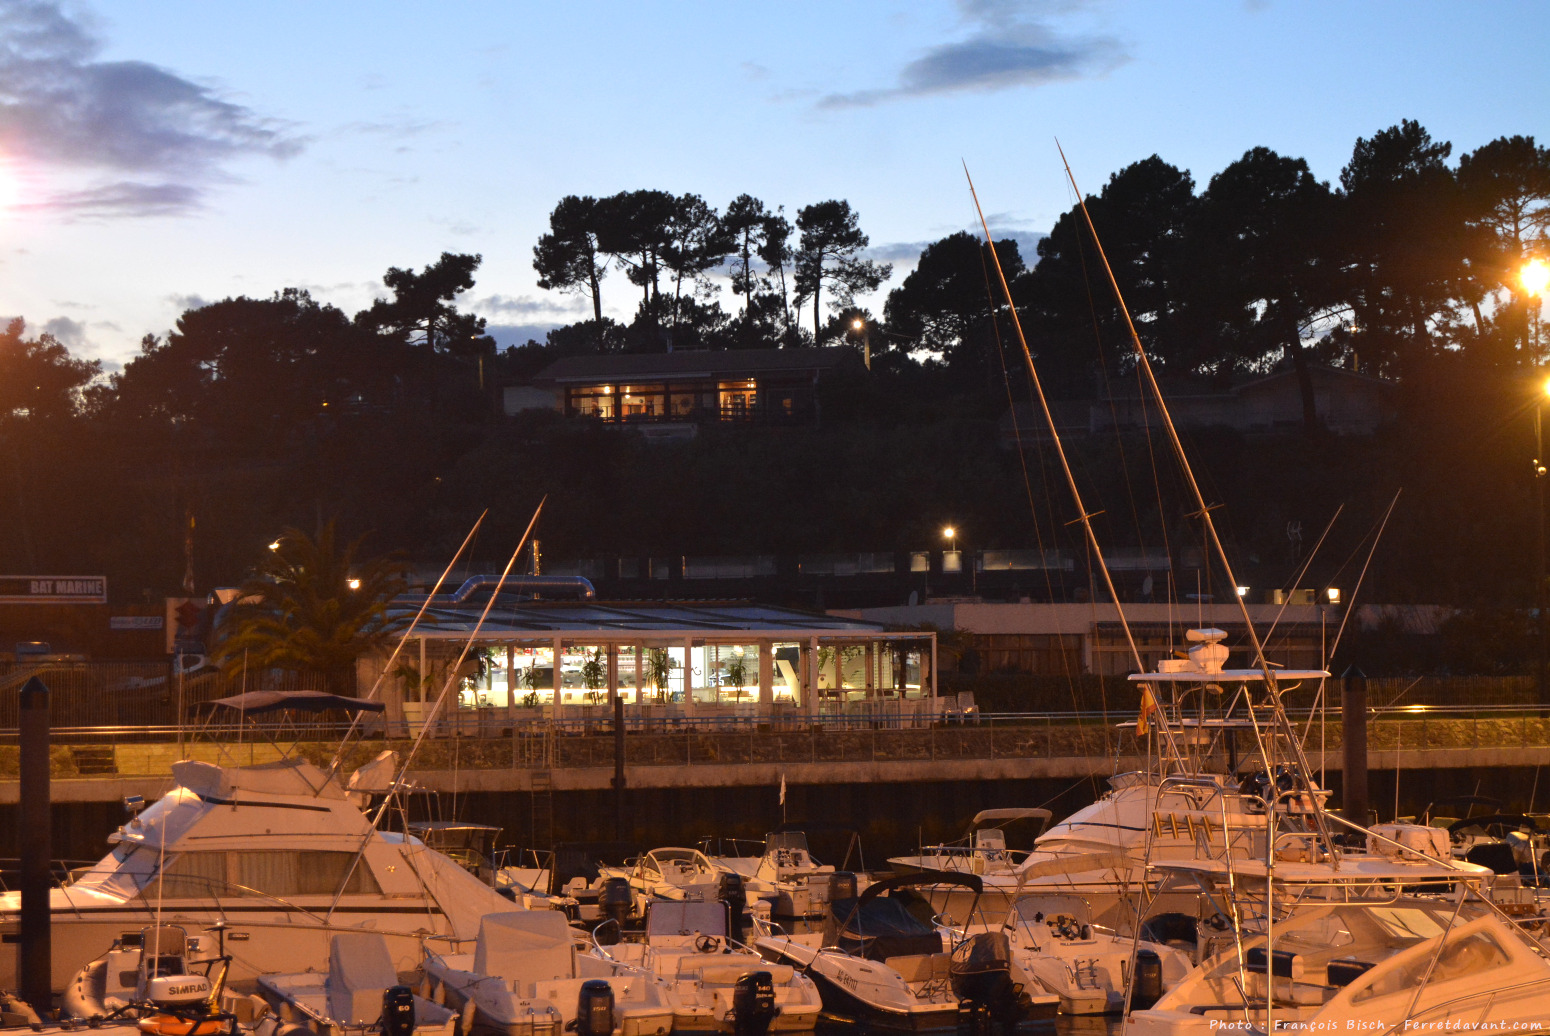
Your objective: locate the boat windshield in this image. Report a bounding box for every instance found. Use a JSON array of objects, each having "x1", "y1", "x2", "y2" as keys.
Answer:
[
  {"x1": 766, "y1": 832, "x2": 809, "y2": 853},
  {"x1": 1367, "y1": 906, "x2": 1449, "y2": 943}
]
